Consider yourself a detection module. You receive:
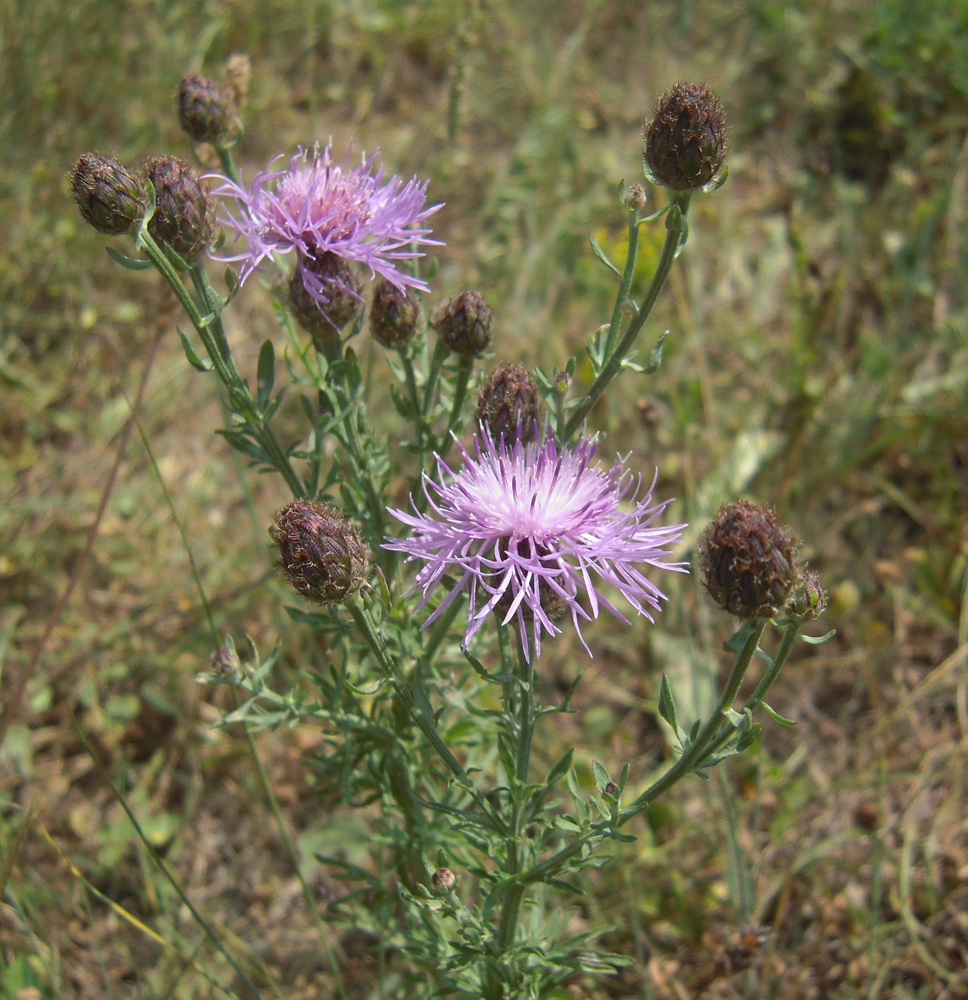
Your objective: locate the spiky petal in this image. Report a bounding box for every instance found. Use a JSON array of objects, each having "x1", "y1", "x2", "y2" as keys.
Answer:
[{"x1": 385, "y1": 428, "x2": 687, "y2": 661}]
